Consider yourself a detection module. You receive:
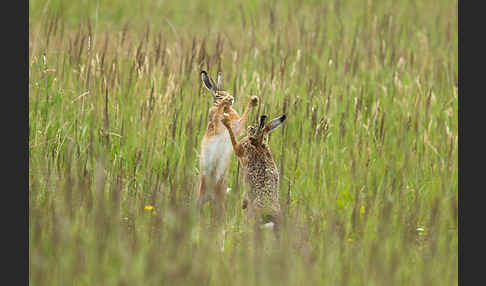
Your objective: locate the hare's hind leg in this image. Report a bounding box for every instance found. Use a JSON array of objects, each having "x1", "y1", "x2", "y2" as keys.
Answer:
[
  {"x1": 214, "y1": 177, "x2": 226, "y2": 225},
  {"x1": 269, "y1": 212, "x2": 282, "y2": 240},
  {"x1": 241, "y1": 191, "x2": 249, "y2": 210},
  {"x1": 211, "y1": 177, "x2": 227, "y2": 251},
  {"x1": 194, "y1": 176, "x2": 208, "y2": 243},
  {"x1": 196, "y1": 175, "x2": 213, "y2": 233},
  {"x1": 196, "y1": 176, "x2": 208, "y2": 212}
]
